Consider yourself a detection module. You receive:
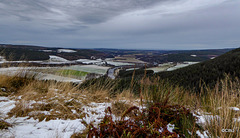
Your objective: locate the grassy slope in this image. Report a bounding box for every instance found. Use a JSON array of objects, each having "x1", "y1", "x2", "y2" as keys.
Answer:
[{"x1": 2, "y1": 71, "x2": 240, "y2": 137}]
